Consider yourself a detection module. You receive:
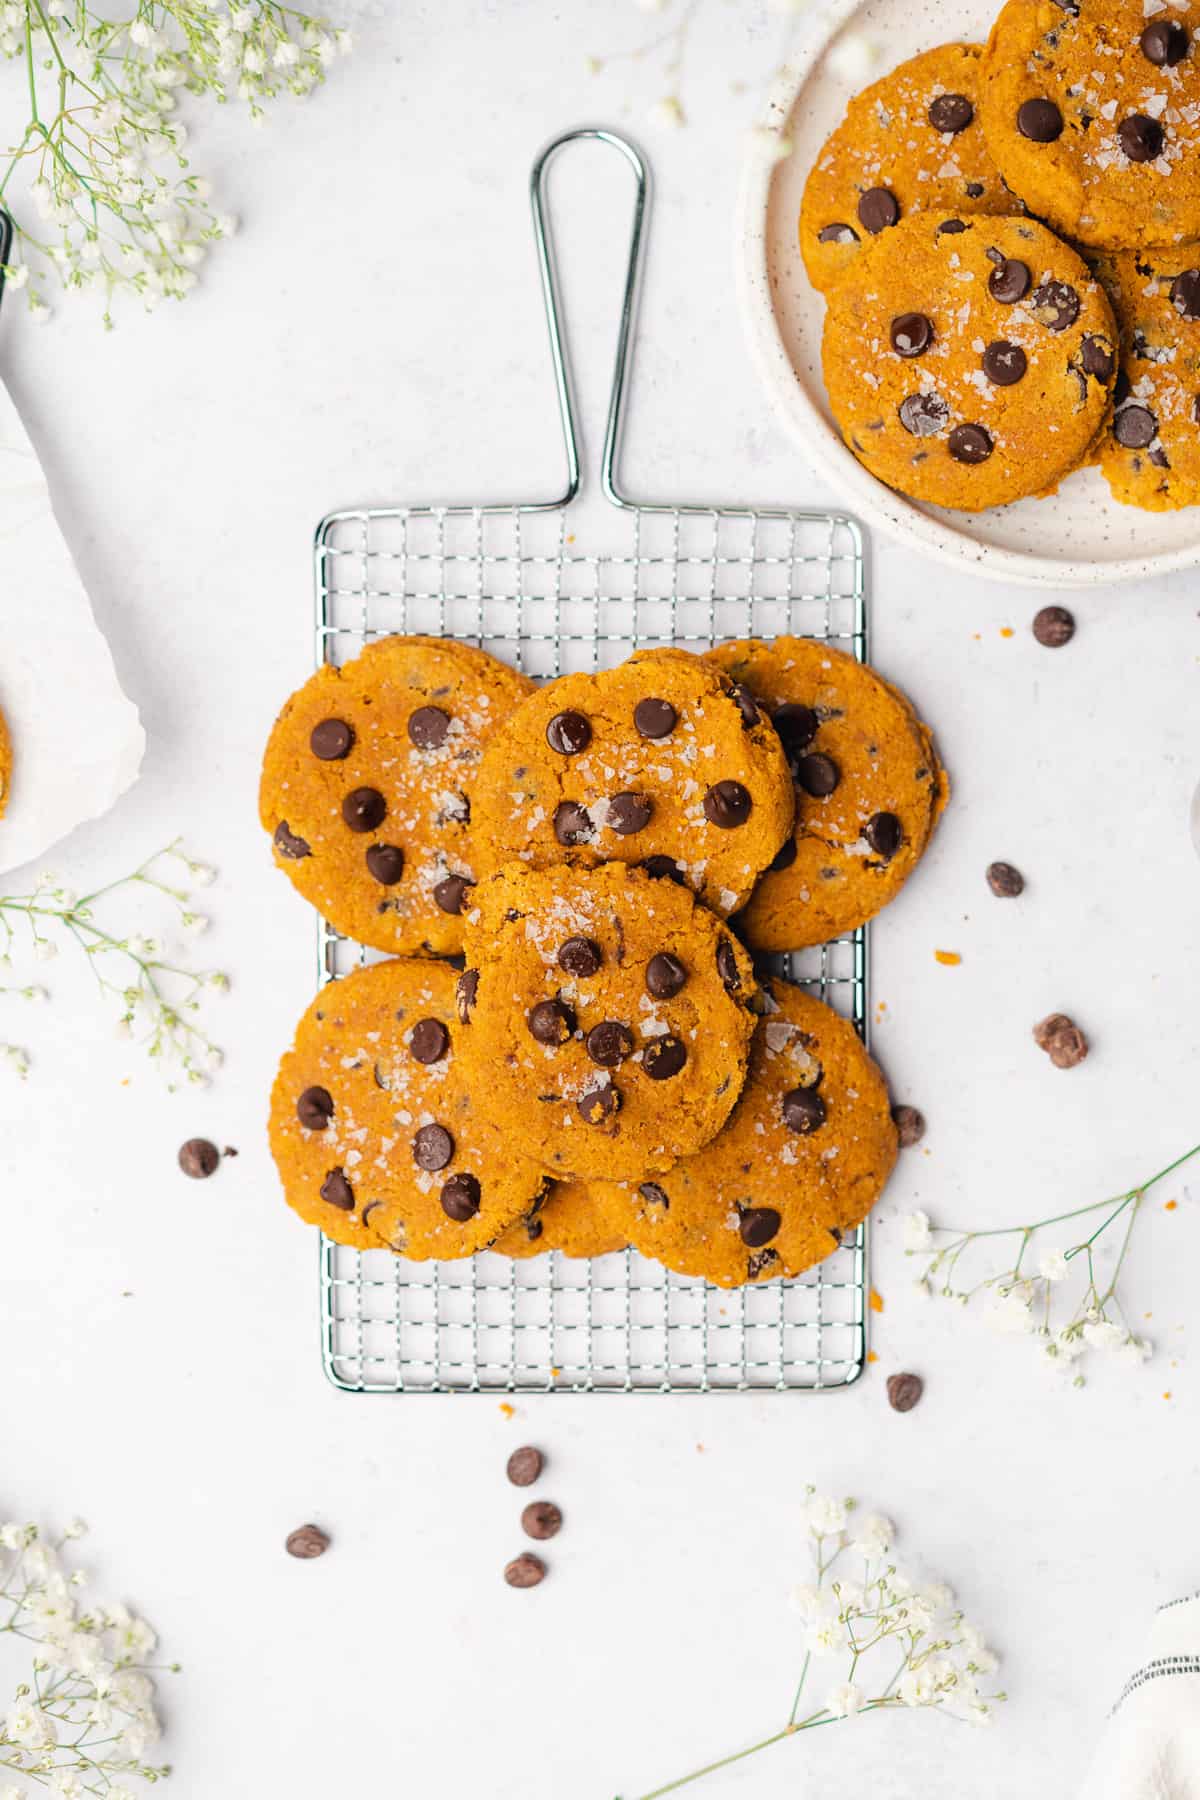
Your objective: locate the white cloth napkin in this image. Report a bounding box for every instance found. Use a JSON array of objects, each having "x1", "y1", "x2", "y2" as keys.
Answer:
[{"x1": 1082, "y1": 1593, "x2": 1200, "y2": 1799}]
